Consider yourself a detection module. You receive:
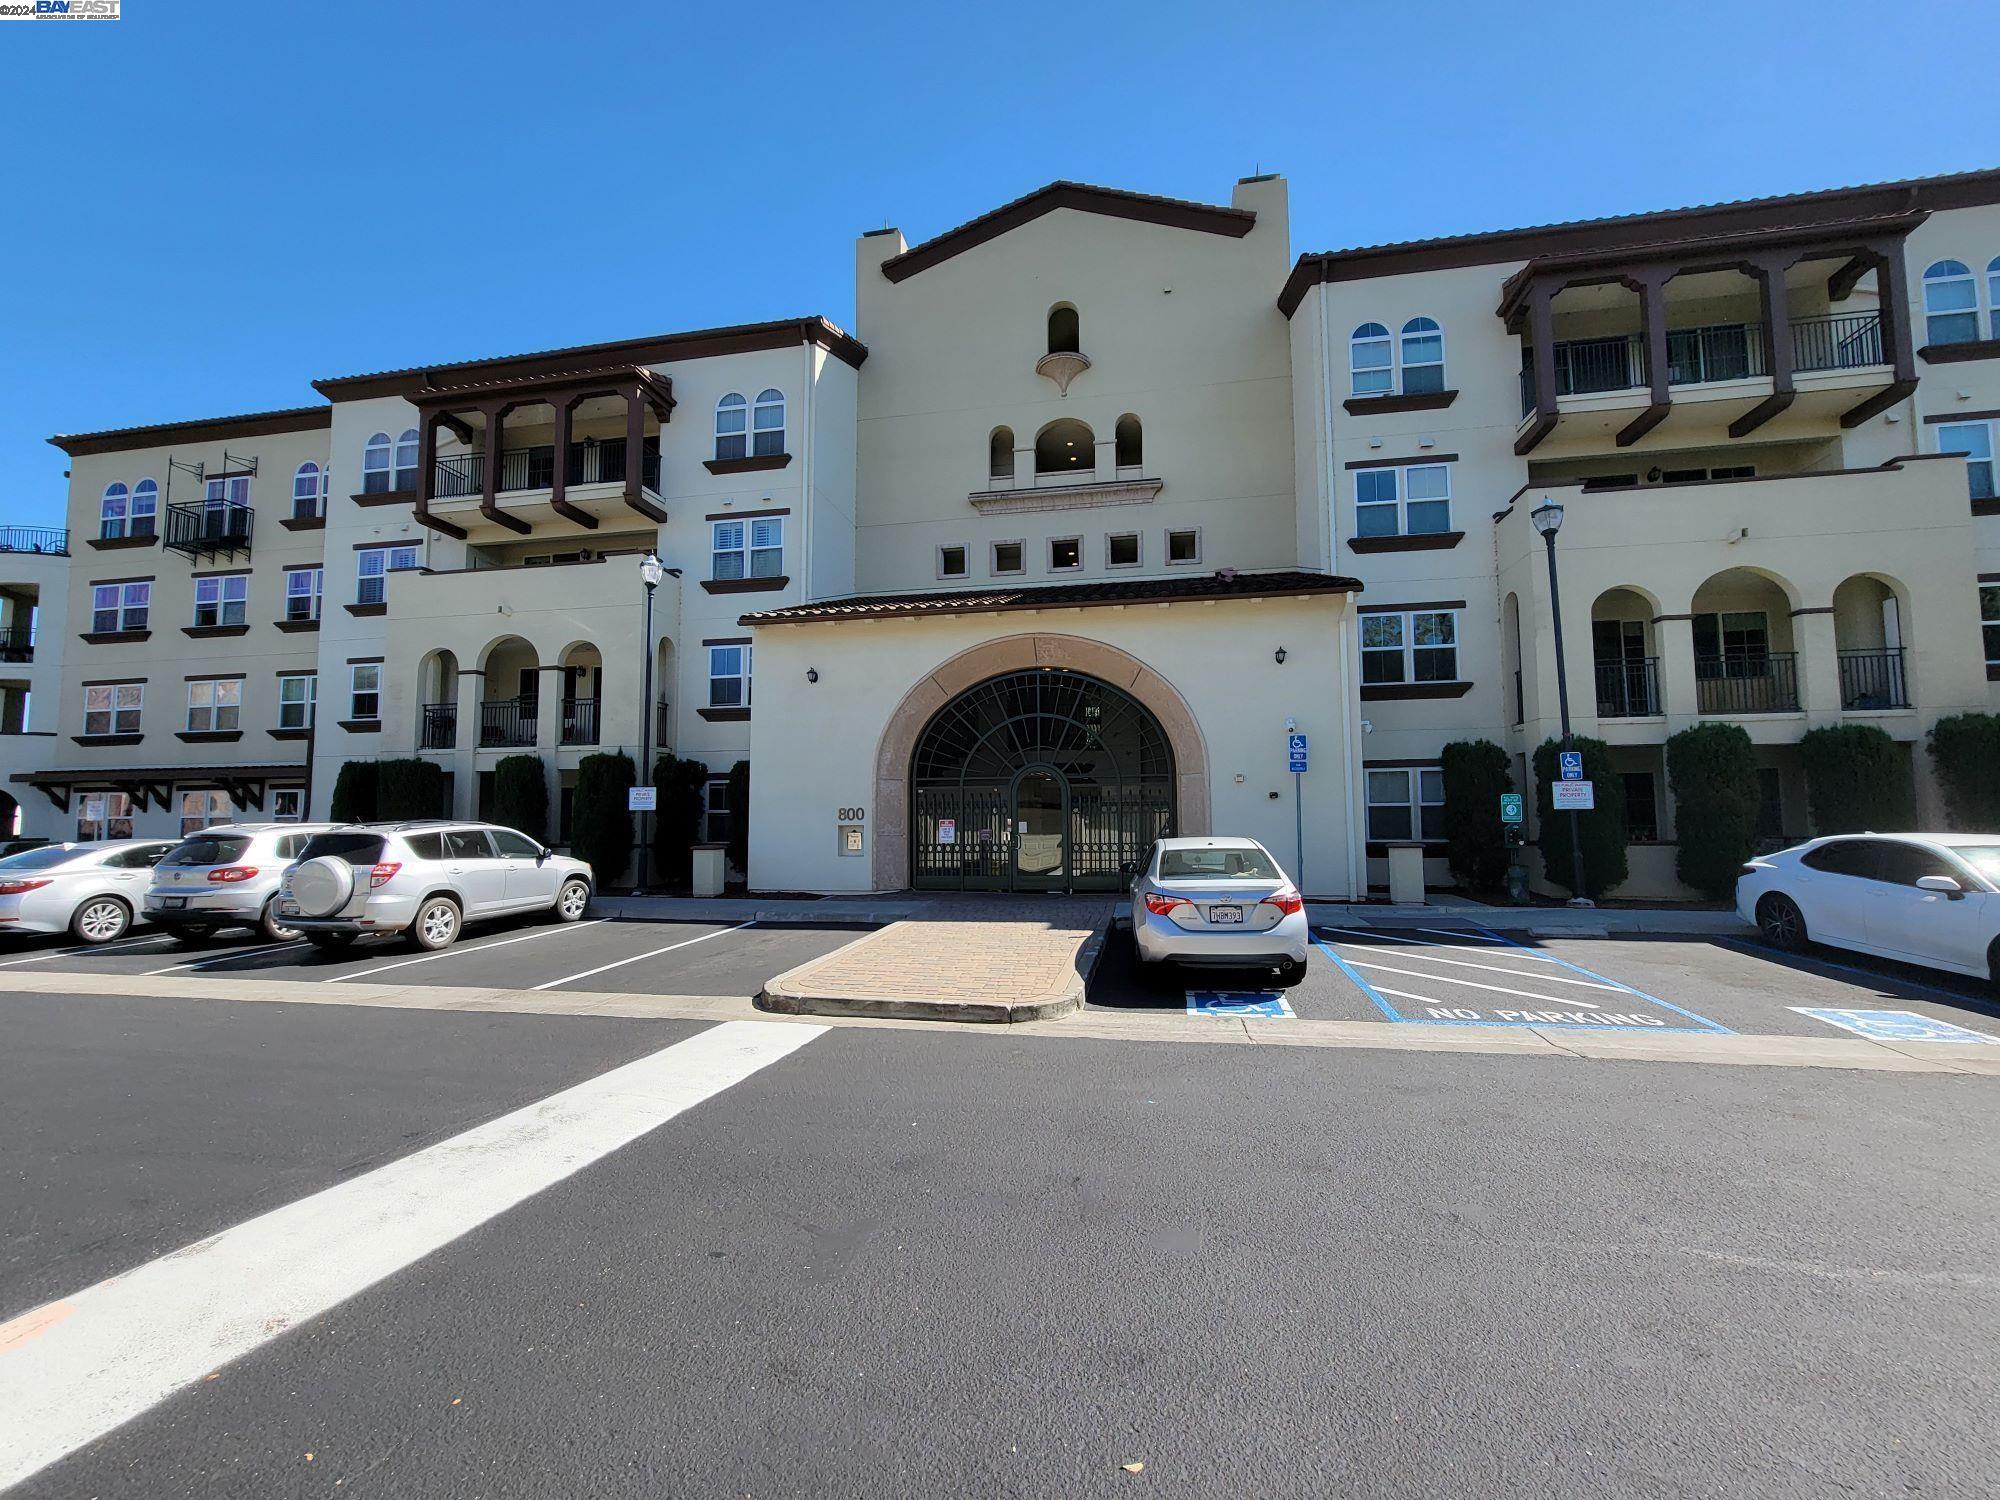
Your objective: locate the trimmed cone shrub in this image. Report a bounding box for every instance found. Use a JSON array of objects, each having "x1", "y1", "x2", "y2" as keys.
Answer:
[
  {"x1": 726, "y1": 760, "x2": 749, "y2": 875},
  {"x1": 1666, "y1": 722, "x2": 1761, "y2": 898},
  {"x1": 1439, "y1": 739, "x2": 1514, "y2": 892},
  {"x1": 651, "y1": 752, "x2": 711, "y2": 885},
  {"x1": 1928, "y1": 713, "x2": 2000, "y2": 830},
  {"x1": 493, "y1": 754, "x2": 549, "y2": 841},
  {"x1": 572, "y1": 752, "x2": 636, "y2": 887},
  {"x1": 376, "y1": 758, "x2": 445, "y2": 822},
  {"x1": 328, "y1": 760, "x2": 378, "y2": 822},
  {"x1": 1531, "y1": 736, "x2": 1627, "y2": 898},
  {"x1": 1800, "y1": 723, "x2": 1914, "y2": 835}
]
